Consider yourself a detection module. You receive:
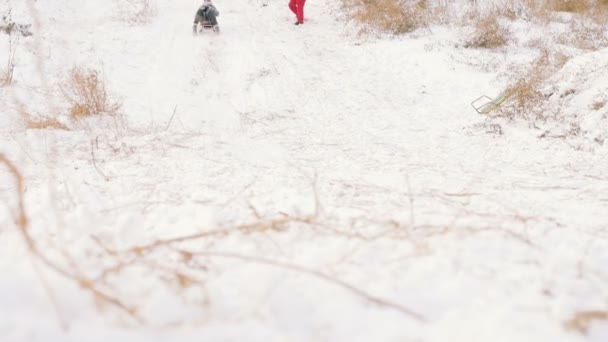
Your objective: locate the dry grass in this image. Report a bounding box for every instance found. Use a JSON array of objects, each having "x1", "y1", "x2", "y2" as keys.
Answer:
[
  {"x1": 497, "y1": 50, "x2": 570, "y2": 120},
  {"x1": 565, "y1": 310, "x2": 608, "y2": 334},
  {"x1": 502, "y1": 1, "x2": 606, "y2": 29},
  {"x1": 339, "y1": 0, "x2": 608, "y2": 53},
  {"x1": 596, "y1": 0, "x2": 608, "y2": 19},
  {"x1": 117, "y1": 0, "x2": 158, "y2": 25},
  {"x1": 22, "y1": 112, "x2": 69, "y2": 130},
  {"x1": 464, "y1": 15, "x2": 511, "y2": 49},
  {"x1": 540, "y1": 0, "x2": 608, "y2": 22},
  {"x1": 591, "y1": 98, "x2": 607, "y2": 110},
  {"x1": 343, "y1": 0, "x2": 429, "y2": 35},
  {"x1": 0, "y1": 69, "x2": 11, "y2": 86},
  {"x1": 545, "y1": 0, "x2": 592, "y2": 13},
  {"x1": 425, "y1": 1, "x2": 451, "y2": 25},
  {"x1": 63, "y1": 67, "x2": 122, "y2": 121},
  {"x1": 0, "y1": 153, "x2": 139, "y2": 321},
  {"x1": 559, "y1": 18, "x2": 608, "y2": 50}
]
